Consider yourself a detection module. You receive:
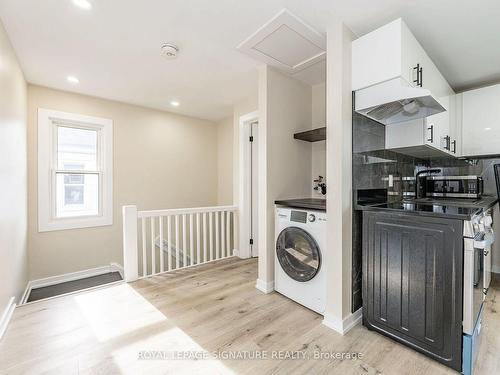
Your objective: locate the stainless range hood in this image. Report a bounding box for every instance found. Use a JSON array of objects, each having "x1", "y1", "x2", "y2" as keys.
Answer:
[{"x1": 355, "y1": 77, "x2": 445, "y2": 125}]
